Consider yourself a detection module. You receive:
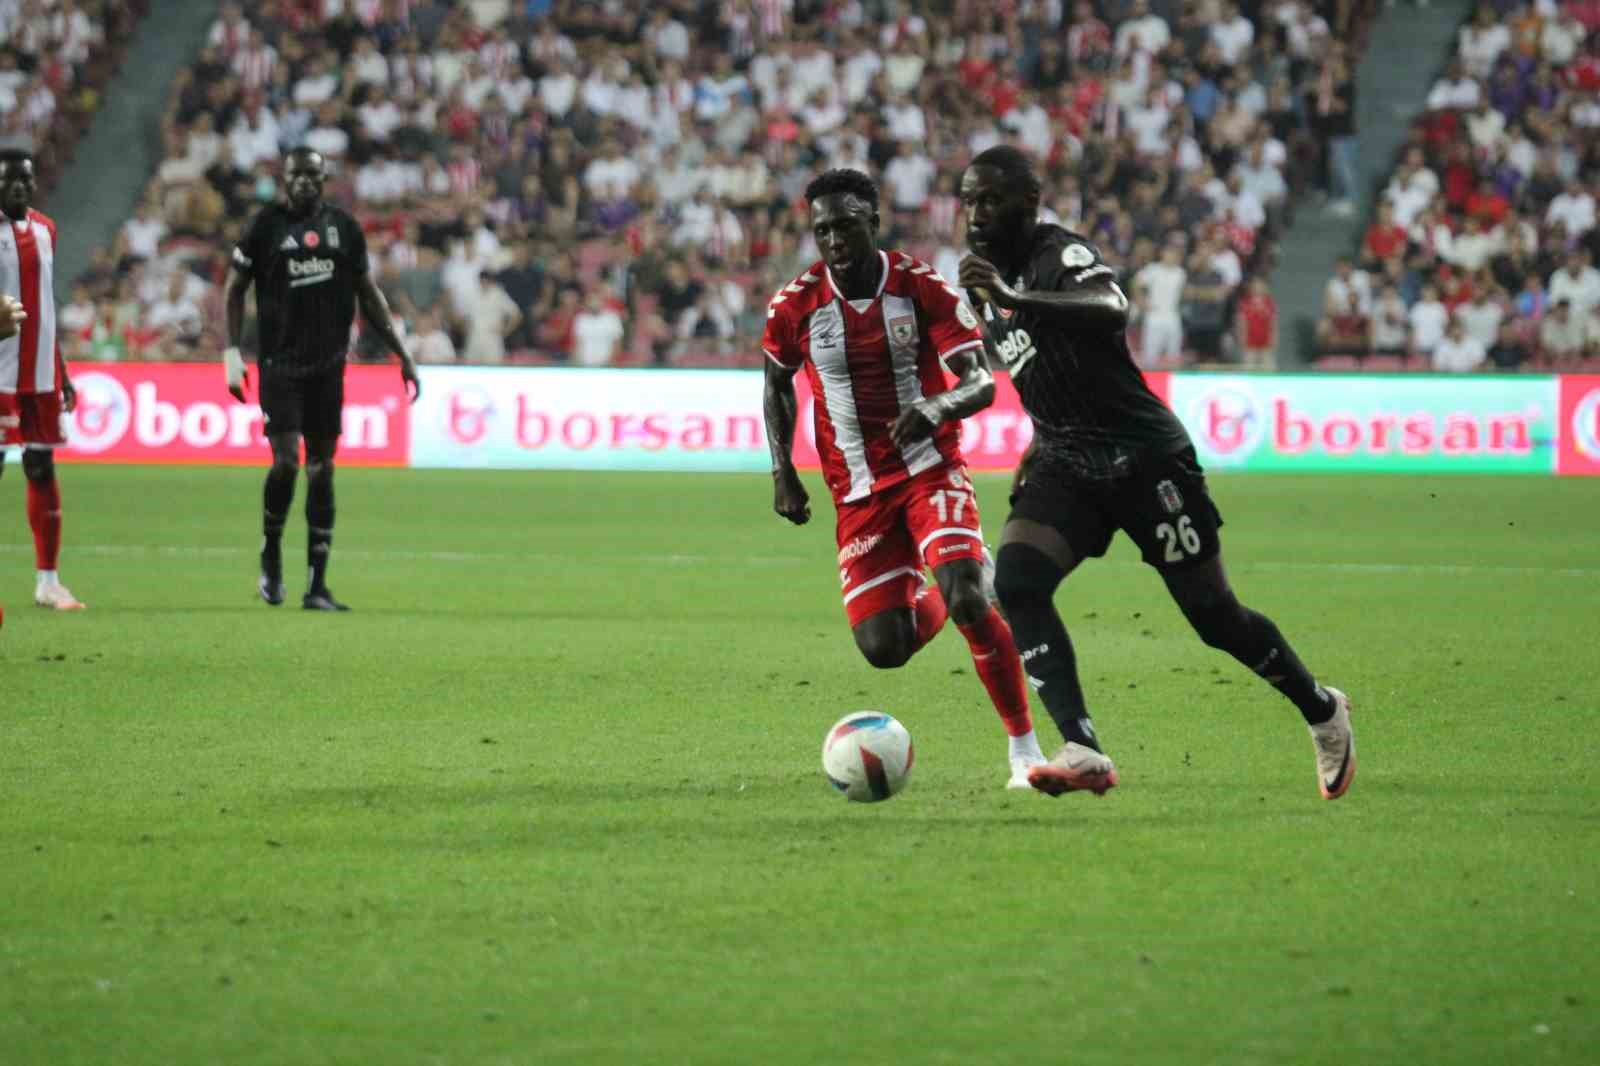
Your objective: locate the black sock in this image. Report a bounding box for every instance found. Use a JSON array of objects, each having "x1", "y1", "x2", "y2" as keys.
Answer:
[
  {"x1": 306, "y1": 471, "x2": 334, "y2": 593},
  {"x1": 262, "y1": 465, "x2": 295, "y2": 573},
  {"x1": 994, "y1": 543, "x2": 1102, "y2": 751},
  {"x1": 1202, "y1": 605, "x2": 1333, "y2": 726}
]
